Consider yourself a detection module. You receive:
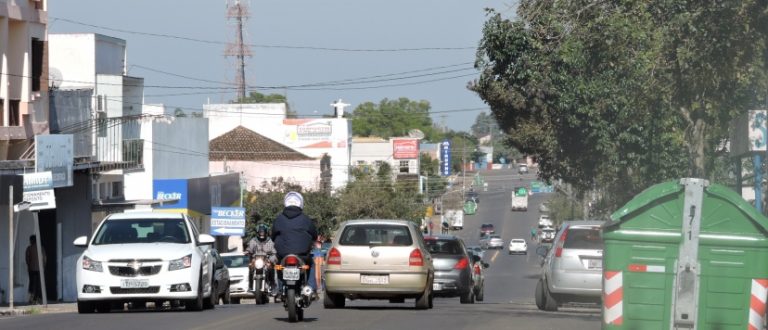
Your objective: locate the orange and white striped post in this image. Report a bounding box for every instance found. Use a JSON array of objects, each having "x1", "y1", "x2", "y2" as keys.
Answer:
[
  {"x1": 749, "y1": 278, "x2": 768, "y2": 330},
  {"x1": 603, "y1": 270, "x2": 623, "y2": 326}
]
